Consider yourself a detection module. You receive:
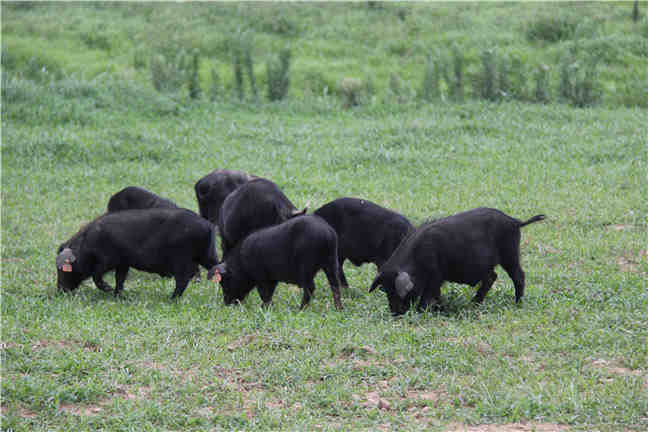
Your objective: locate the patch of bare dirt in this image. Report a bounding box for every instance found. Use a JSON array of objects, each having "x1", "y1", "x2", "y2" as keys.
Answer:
[
  {"x1": 59, "y1": 385, "x2": 152, "y2": 416},
  {"x1": 608, "y1": 224, "x2": 633, "y2": 231},
  {"x1": 445, "y1": 423, "x2": 569, "y2": 431},
  {"x1": 16, "y1": 406, "x2": 38, "y2": 419},
  {"x1": 60, "y1": 403, "x2": 104, "y2": 416},
  {"x1": 590, "y1": 358, "x2": 644, "y2": 377},
  {"x1": 28, "y1": 339, "x2": 102, "y2": 352},
  {"x1": 618, "y1": 250, "x2": 648, "y2": 275},
  {"x1": 352, "y1": 385, "x2": 449, "y2": 413},
  {"x1": 1, "y1": 342, "x2": 23, "y2": 350},
  {"x1": 227, "y1": 334, "x2": 257, "y2": 351},
  {"x1": 537, "y1": 244, "x2": 561, "y2": 255}
]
